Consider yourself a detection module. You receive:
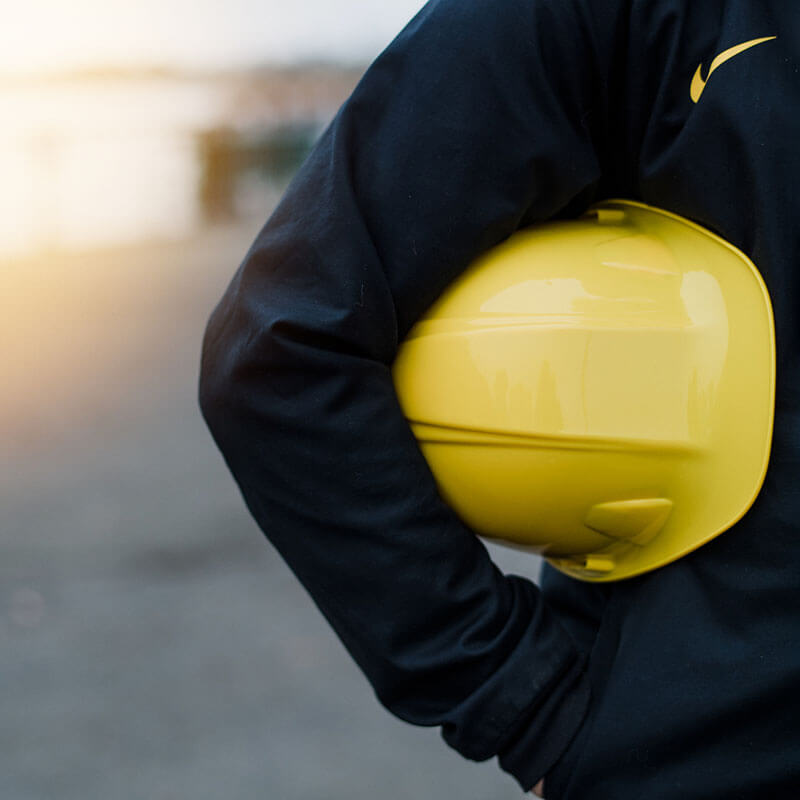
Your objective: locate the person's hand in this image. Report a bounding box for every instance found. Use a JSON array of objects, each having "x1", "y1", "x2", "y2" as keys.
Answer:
[{"x1": 532, "y1": 779, "x2": 545, "y2": 797}]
